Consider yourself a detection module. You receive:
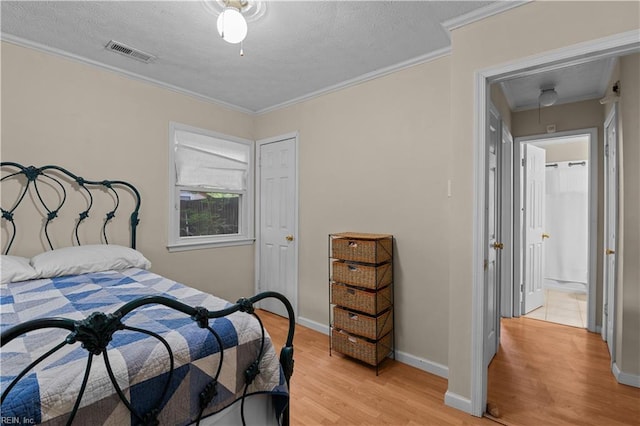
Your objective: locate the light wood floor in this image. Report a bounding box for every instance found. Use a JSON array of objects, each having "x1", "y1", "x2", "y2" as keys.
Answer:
[
  {"x1": 258, "y1": 309, "x2": 491, "y2": 425},
  {"x1": 487, "y1": 317, "x2": 640, "y2": 426},
  {"x1": 259, "y1": 310, "x2": 640, "y2": 426}
]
